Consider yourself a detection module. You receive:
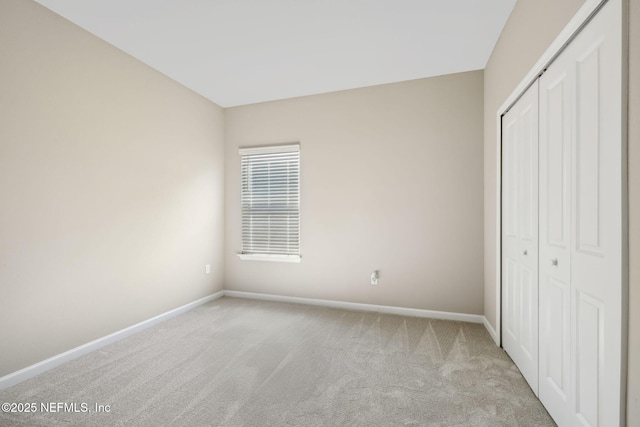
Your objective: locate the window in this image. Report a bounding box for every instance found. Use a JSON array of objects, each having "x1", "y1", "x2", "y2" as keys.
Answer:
[{"x1": 238, "y1": 144, "x2": 300, "y2": 262}]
